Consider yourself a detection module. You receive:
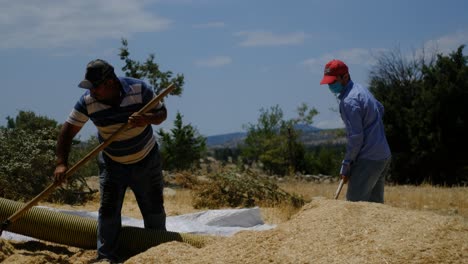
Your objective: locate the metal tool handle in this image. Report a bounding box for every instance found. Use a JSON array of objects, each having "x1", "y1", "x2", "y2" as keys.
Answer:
[
  {"x1": 0, "y1": 83, "x2": 175, "y2": 235},
  {"x1": 334, "y1": 178, "x2": 344, "y2": 200}
]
